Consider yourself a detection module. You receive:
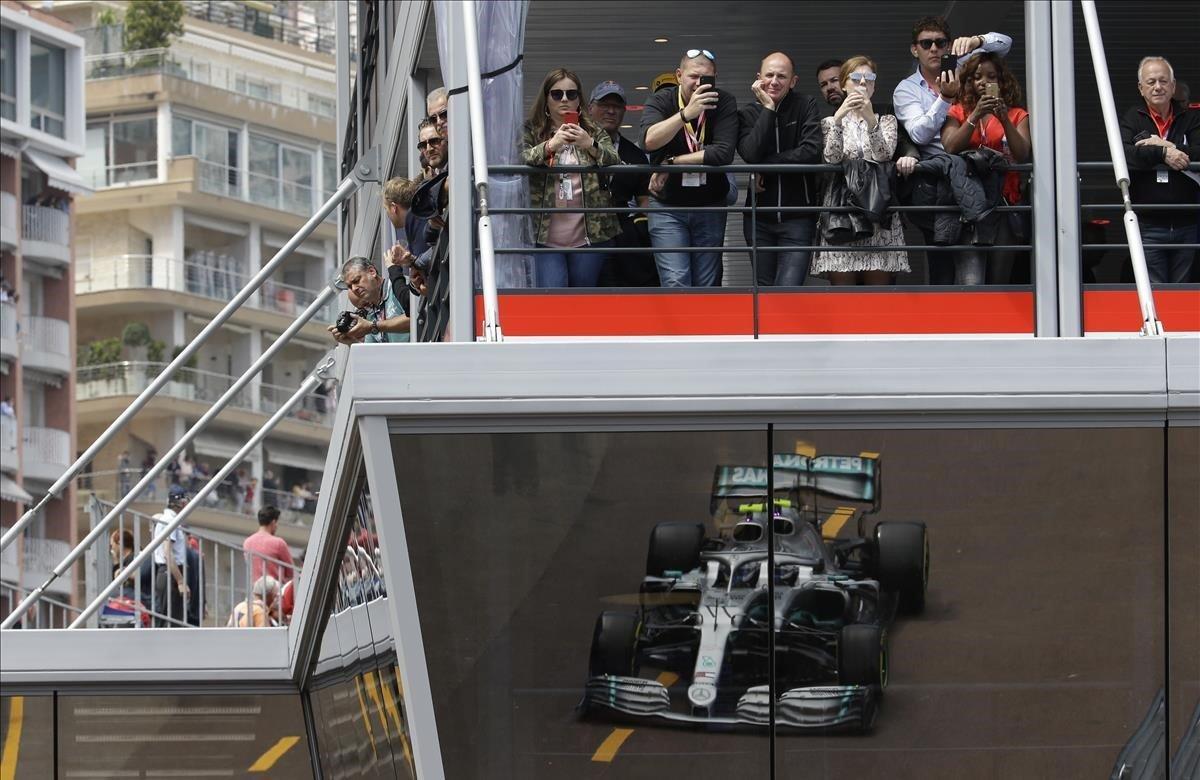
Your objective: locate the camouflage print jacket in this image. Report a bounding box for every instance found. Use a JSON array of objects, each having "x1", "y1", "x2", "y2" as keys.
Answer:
[{"x1": 521, "y1": 122, "x2": 621, "y2": 245}]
